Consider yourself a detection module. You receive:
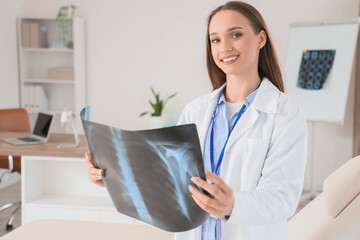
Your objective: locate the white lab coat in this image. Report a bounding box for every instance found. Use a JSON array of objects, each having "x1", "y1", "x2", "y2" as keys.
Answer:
[{"x1": 174, "y1": 78, "x2": 307, "y2": 240}]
